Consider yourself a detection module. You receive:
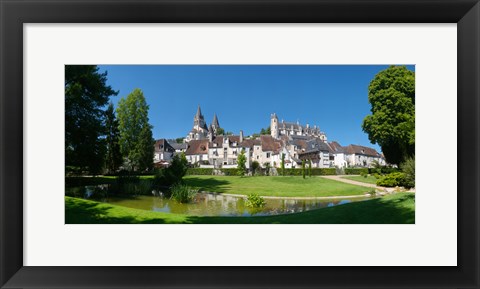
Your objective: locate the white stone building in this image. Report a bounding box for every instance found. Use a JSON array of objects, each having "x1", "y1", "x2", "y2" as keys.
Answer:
[
  {"x1": 343, "y1": 144, "x2": 385, "y2": 167},
  {"x1": 208, "y1": 133, "x2": 251, "y2": 169},
  {"x1": 270, "y1": 113, "x2": 327, "y2": 141}
]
